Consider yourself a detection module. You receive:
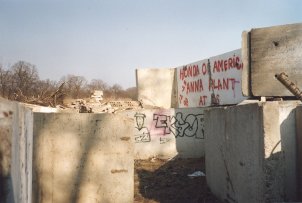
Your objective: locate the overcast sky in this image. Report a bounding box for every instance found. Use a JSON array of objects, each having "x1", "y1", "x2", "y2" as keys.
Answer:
[{"x1": 0, "y1": 0, "x2": 301, "y2": 88}]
